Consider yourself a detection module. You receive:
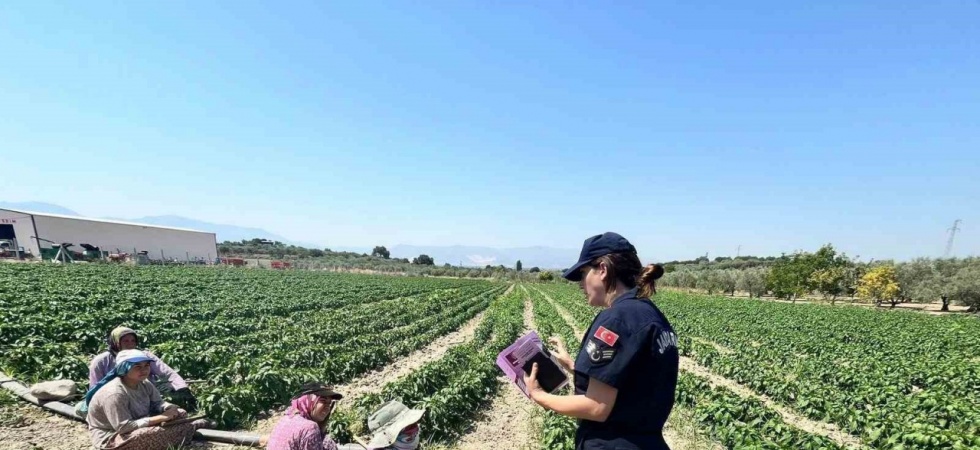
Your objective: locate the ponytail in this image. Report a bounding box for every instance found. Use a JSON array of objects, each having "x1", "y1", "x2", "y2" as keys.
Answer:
[
  {"x1": 637, "y1": 264, "x2": 665, "y2": 298},
  {"x1": 594, "y1": 254, "x2": 664, "y2": 299}
]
